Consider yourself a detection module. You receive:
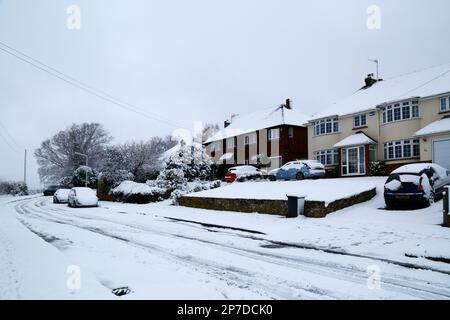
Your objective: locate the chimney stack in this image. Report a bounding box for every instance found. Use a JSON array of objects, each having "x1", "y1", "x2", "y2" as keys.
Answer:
[{"x1": 364, "y1": 73, "x2": 377, "y2": 88}]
